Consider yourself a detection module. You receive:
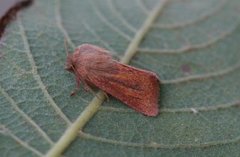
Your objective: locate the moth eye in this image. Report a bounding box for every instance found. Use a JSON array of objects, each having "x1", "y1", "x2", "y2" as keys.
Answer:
[
  {"x1": 65, "y1": 64, "x2": 76, "y2": 73},
  {"x1": 65, "y1": 66, "x2": 70, "y2": 71},
  {"x1": 65, "y1": 63, "x2": 72, "y2": 70}
]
